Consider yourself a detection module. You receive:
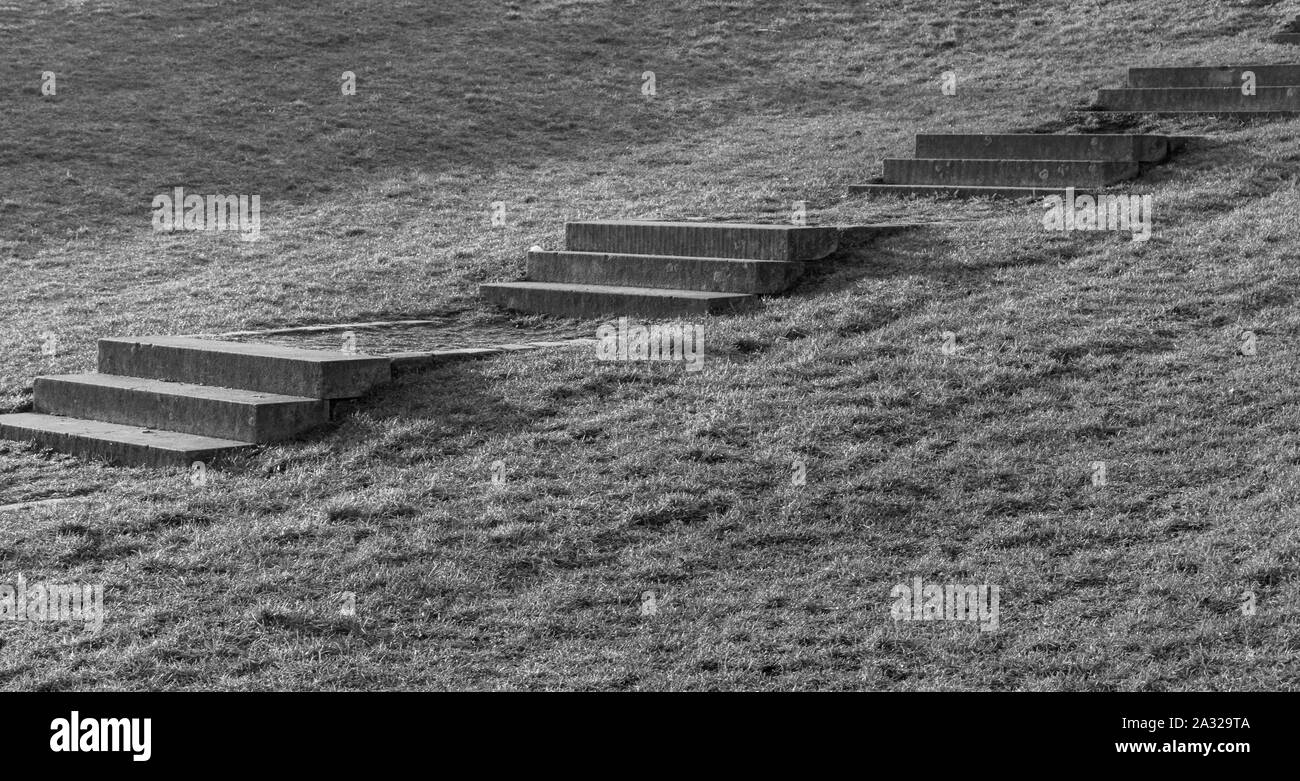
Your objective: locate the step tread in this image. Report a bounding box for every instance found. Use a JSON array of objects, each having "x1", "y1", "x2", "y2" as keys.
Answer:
[
  {"x1": 529, "y1": 250, "x2": 799, "y2": 264},
  {"x1": 881, "y1": 158, "x2": 1138, "y2": 187},
  {"x1": 1094, "y1": 85, "x2": 1300, "y2": 110},
  {"x1": 849, "y1": 184, "x2": 1091, "y2": 198},
  {"x1": 0, "y1": 413, "x2": 251, "y2": 451},
  {"x1": 1128, "y1": 65, "x2": 1300, "y2": 87},
  {"x1": 1090, "y1": 108, "x2": 1300, "y2": 114},
  {"x1": 564, "y1": 220, "x2": 839, "y2": 261},
  {"x1": 886, "y1": 157, "x2": 1140, "y2": 164},
  {"x1": 99, "y1": 335, "x2": 385, "y2": 364},
  {"x1": 480, "y1": 281, "x2": 755, "y2": 299},
  {"x1": 1100, "y1": 86, "x2": 1300, "y2": 92},
  {"x1": 914, "y1": 133, "x2": 1171, "y2": 162},
  {"x1": 98, "y1": 335, "x2": 391, "y2": 399},
  {"x1": 916, "y1": 133, "x2": 1168, "y2": 138},
  {"x1": 36, "y1": 373, "x2": 321, "y2": 404},
  {"x1": 566, "y1": 220, "x2": 830, "y2": 231}
]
